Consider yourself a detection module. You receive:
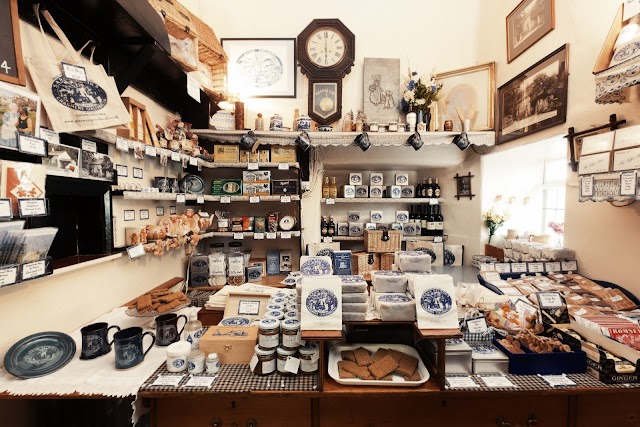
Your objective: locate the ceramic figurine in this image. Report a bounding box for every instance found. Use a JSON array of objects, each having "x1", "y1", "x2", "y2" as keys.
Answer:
[{"x1": 270, "y1": 114, "x2": 283, "y2": 131}]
